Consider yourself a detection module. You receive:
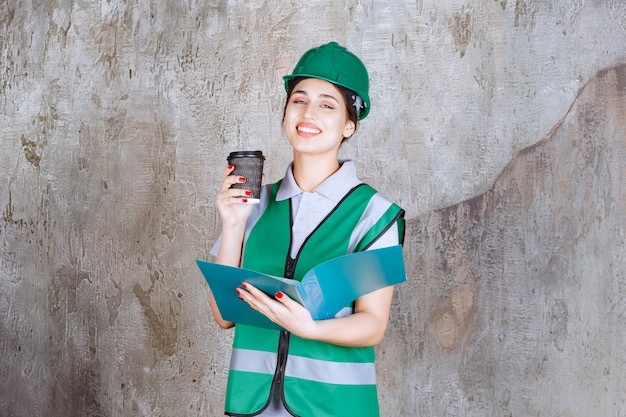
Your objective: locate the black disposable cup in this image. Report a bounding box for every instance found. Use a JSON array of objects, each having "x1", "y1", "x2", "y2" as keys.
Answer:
[{"x1": 227, "y1": 150, "x2": 265, "y2": 204}]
